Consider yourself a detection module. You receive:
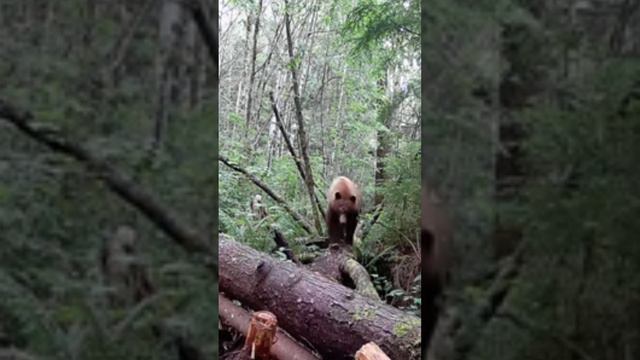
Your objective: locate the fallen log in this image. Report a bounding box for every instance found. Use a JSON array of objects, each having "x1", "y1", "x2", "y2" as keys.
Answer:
[
  {"x1": 308, "y1": 244, "x2": 380, "y2": 301},
  {"x1": 219, "y1": 295, "x2": 319, "y2": 360},
  {"x1": 272, "y1": 228, "x2": 300, "y2": 264},
  {"x1": 219, "y1": 234, "x2": 421, "y2": 360}
]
